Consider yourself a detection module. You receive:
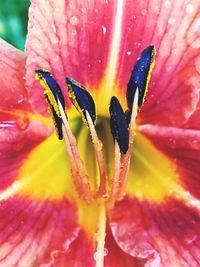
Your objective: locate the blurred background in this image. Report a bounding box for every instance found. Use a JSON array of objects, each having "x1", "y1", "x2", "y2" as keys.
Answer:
[{"x1": 0, "y1": 0, "x2": 30, "y2": 51}]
